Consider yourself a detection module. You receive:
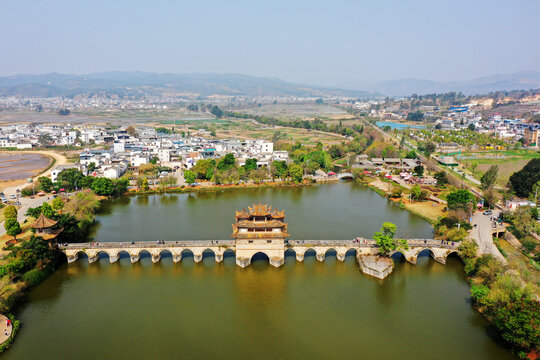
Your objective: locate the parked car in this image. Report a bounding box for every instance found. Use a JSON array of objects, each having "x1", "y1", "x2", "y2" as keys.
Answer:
[
  {"x1": 483, "y1": 210, "x2": 493, "y2": 216},
  {"x1": 10, "y1": 194, "x2": 16, "y2": 199}
]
